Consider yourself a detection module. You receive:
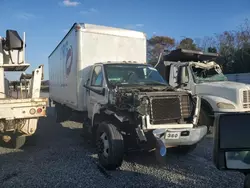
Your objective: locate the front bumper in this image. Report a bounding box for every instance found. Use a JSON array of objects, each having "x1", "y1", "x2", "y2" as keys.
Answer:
[{"x1": 152, "y1": 125, "x2": 207, "y2": 147}]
